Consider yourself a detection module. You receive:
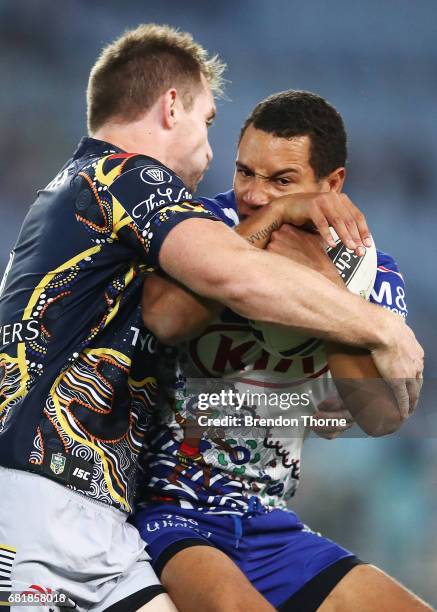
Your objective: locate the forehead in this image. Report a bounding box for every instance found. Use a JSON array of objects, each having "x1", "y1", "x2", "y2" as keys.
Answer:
[{"x1": 238, "y1": 125, "x2": 312, "y2": 173}]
